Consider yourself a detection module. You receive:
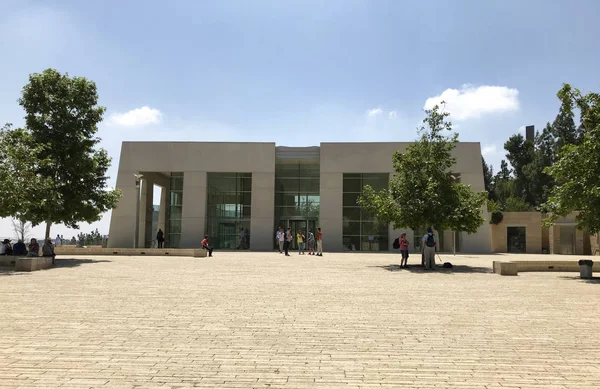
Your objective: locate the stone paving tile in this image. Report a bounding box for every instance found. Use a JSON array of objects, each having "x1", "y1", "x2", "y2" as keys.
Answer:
[{"x1": 1, "y1": 253, "x2": 599, "y2": 388}]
